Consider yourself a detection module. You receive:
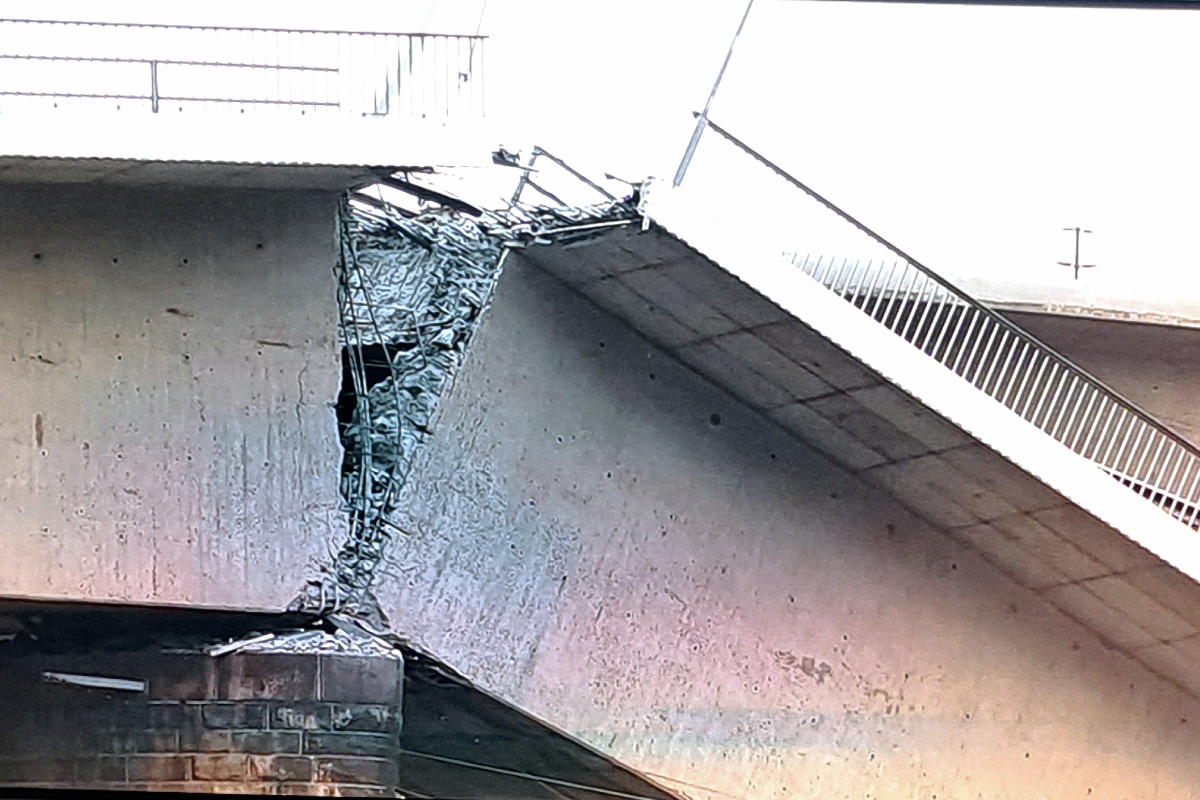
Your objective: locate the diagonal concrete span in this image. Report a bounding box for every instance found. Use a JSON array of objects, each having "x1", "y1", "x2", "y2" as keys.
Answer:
[{"x1": 507, "y1": 179, "x2": 1200, "y2": 701}]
